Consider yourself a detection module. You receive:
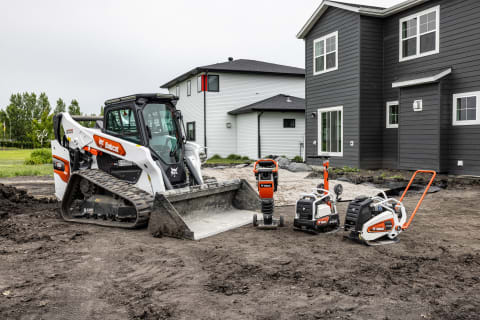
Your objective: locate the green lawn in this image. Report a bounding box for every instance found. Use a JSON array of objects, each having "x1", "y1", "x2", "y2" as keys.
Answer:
[{"x1": 0, "y1": 149, "x2": 53, "y2": 178}]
